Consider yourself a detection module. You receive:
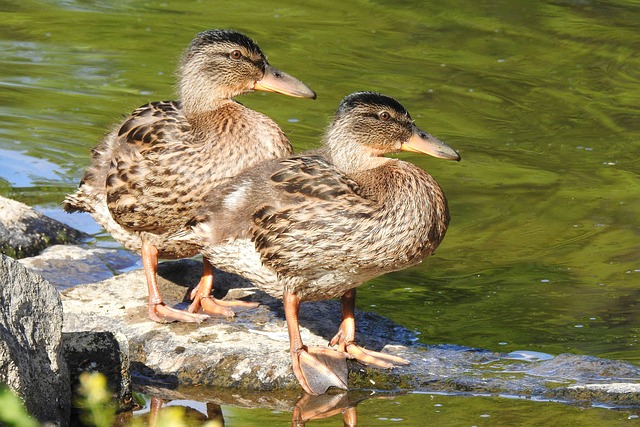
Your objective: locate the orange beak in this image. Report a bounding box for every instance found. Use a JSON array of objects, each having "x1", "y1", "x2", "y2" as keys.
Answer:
[
  {"x1": 401, "y1": 126, "x2": 460, "y2": 161},
  {"x1": 253, "y1": 64, "x2": 316, "y2": 99}
]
